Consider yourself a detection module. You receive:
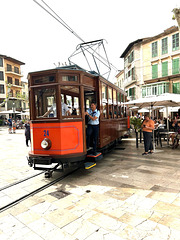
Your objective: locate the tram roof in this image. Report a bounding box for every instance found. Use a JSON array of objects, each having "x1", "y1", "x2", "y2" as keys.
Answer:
[{"x1": 28, "y1": 64, "x2": 100, "y2": 77}]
